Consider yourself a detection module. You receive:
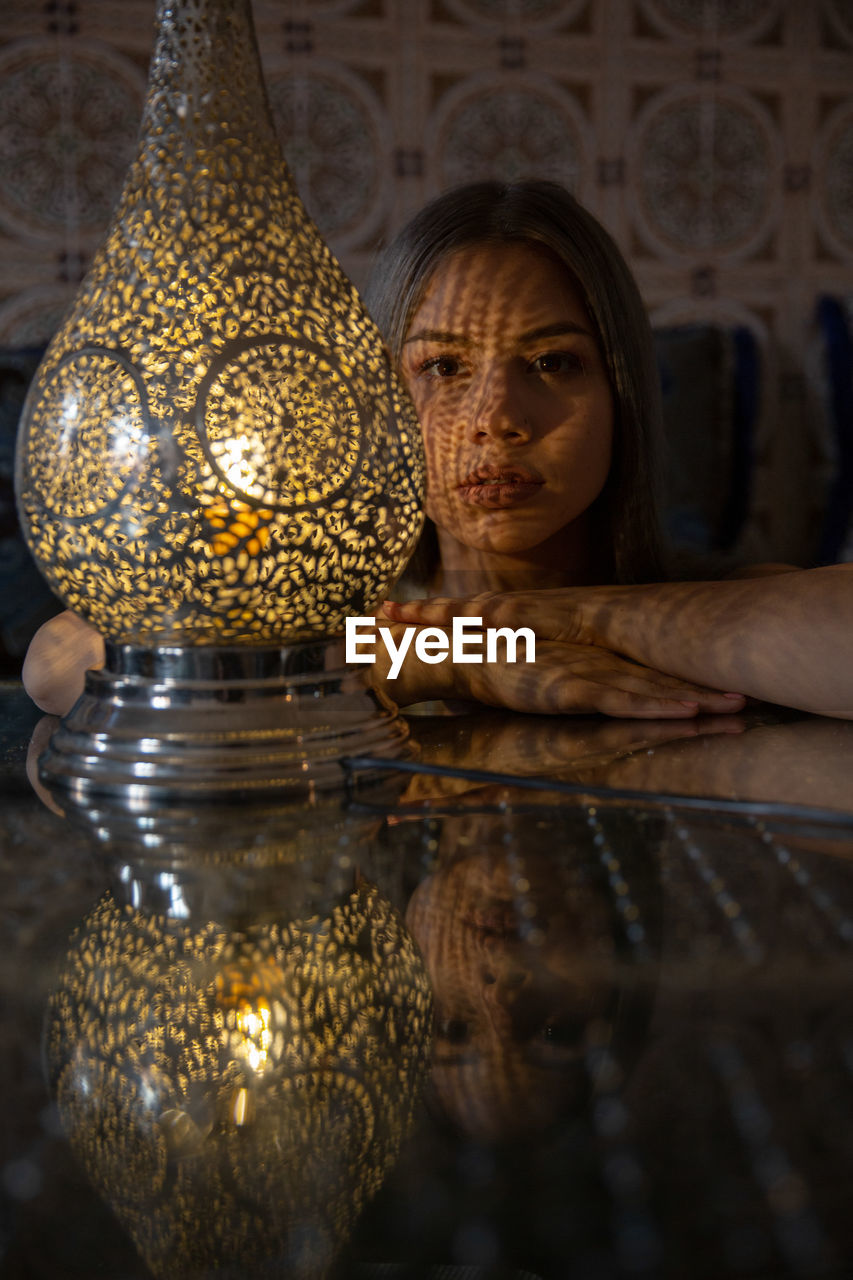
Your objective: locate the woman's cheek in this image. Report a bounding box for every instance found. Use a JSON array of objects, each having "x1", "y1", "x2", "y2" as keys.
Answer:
[
  {"x1": 424, "y1": 483, "x2": 454, "y2": 531},
  {"x1": 421, "y1": 422, "x2": 457, "y2": 521}
]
